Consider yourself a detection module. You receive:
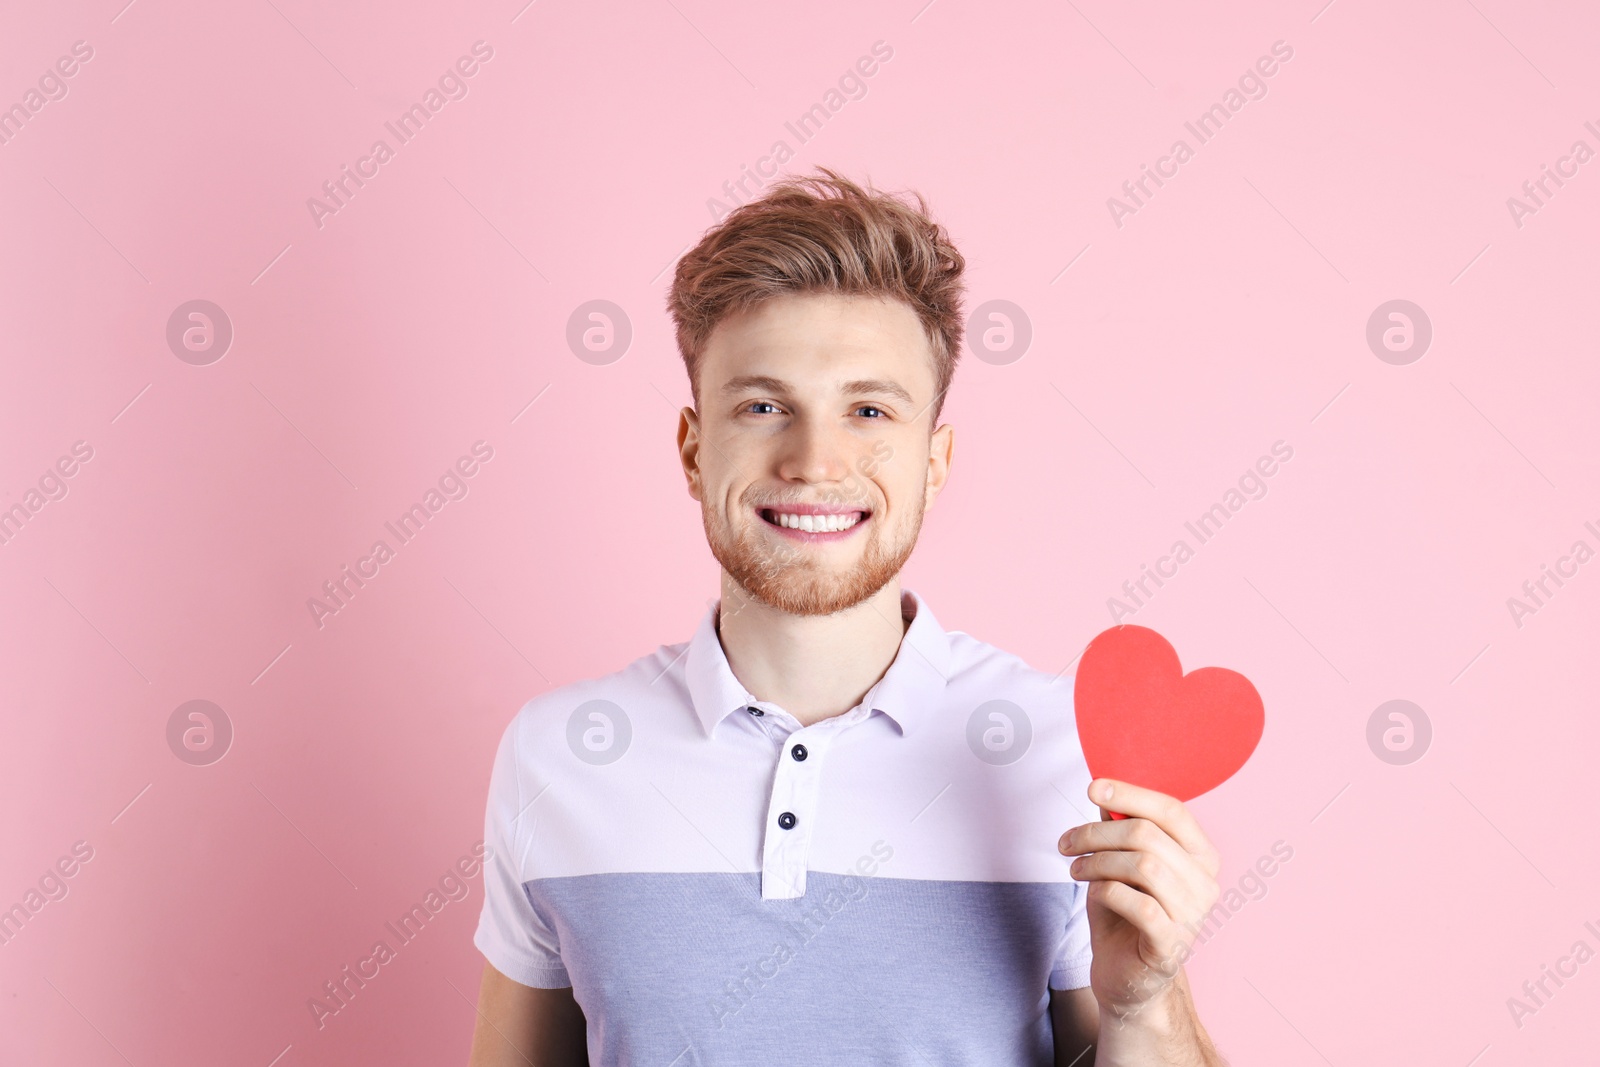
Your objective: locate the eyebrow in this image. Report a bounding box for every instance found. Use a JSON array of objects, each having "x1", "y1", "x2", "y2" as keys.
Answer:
[{"x1": 720, "y1": 375, "x2": 915, "y2": 407}]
